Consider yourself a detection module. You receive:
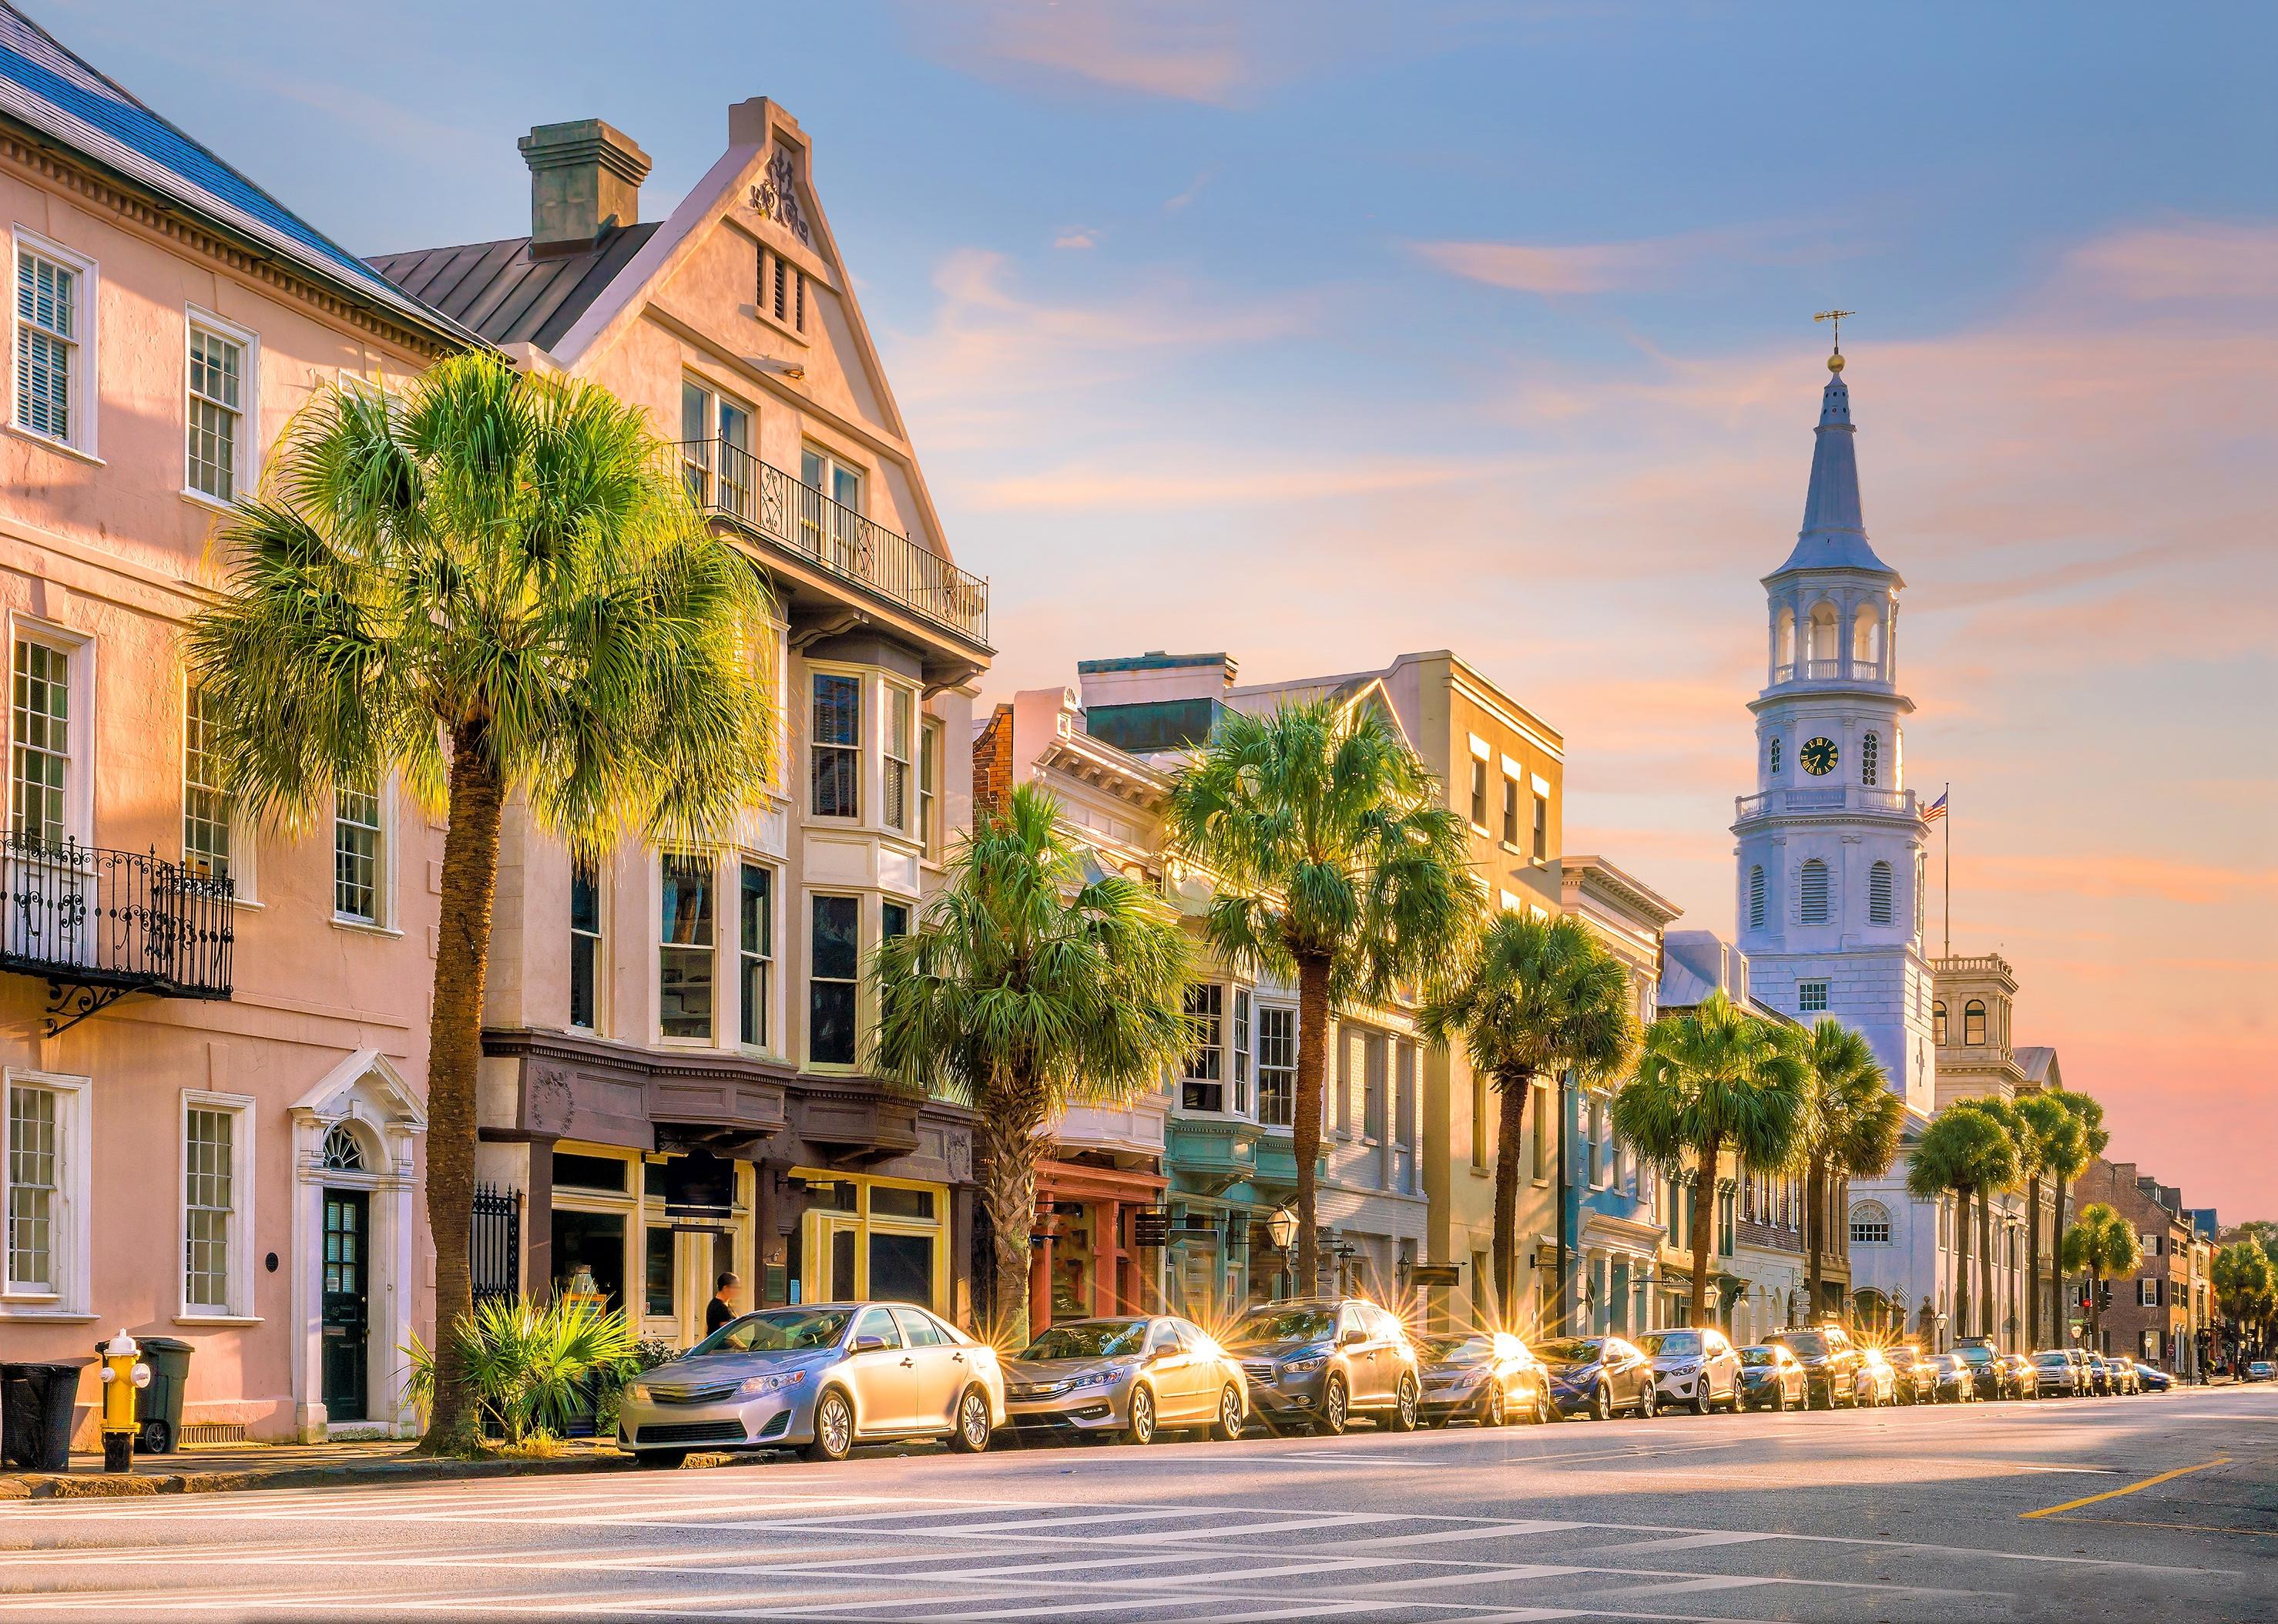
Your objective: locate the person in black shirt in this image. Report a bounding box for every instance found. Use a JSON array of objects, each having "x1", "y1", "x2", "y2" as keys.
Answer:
[{"x1": 705, "y1": 1272, "x2": 740, "y2": 1334}]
